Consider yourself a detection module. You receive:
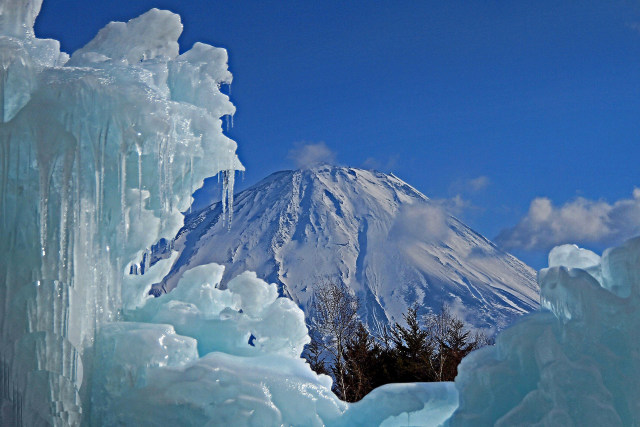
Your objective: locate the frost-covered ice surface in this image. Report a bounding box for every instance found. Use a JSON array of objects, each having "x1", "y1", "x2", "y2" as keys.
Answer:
[
  {"x1": 448, "y1": 237, "x2": 640, "y2": 426},
  {"x1": 106, "y1": 263, "x2": 456, "y2": 427},
  {"x1": 336, "y1": 382, "x2": 458, "y2": 427},
  {"x1": 0, "y1": 0, "x2": 242, "y2": 423},
  {"x1": 95, "y1": 269, "x2": 347, "y2": 426}
]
